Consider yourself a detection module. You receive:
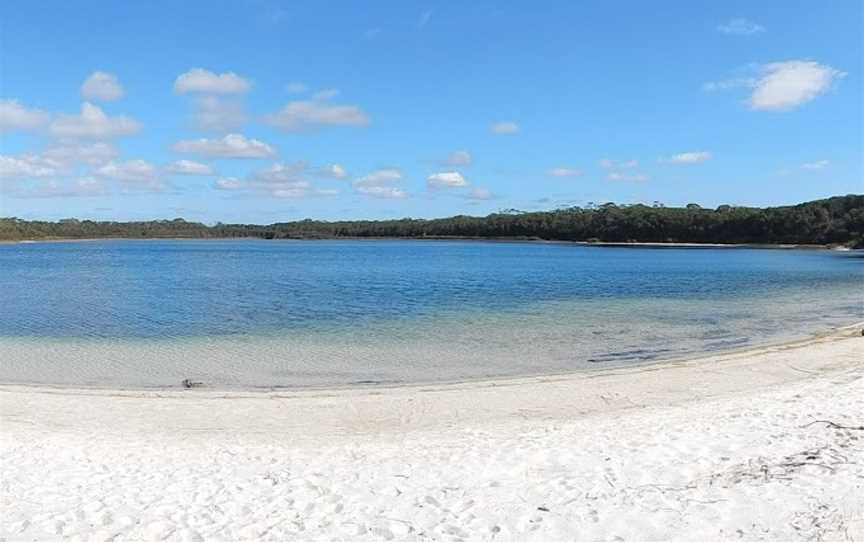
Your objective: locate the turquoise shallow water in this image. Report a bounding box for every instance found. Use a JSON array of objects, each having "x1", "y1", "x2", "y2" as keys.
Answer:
[{"x1": 0, "y1": 240, "x2": 861, "y2": 388}]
